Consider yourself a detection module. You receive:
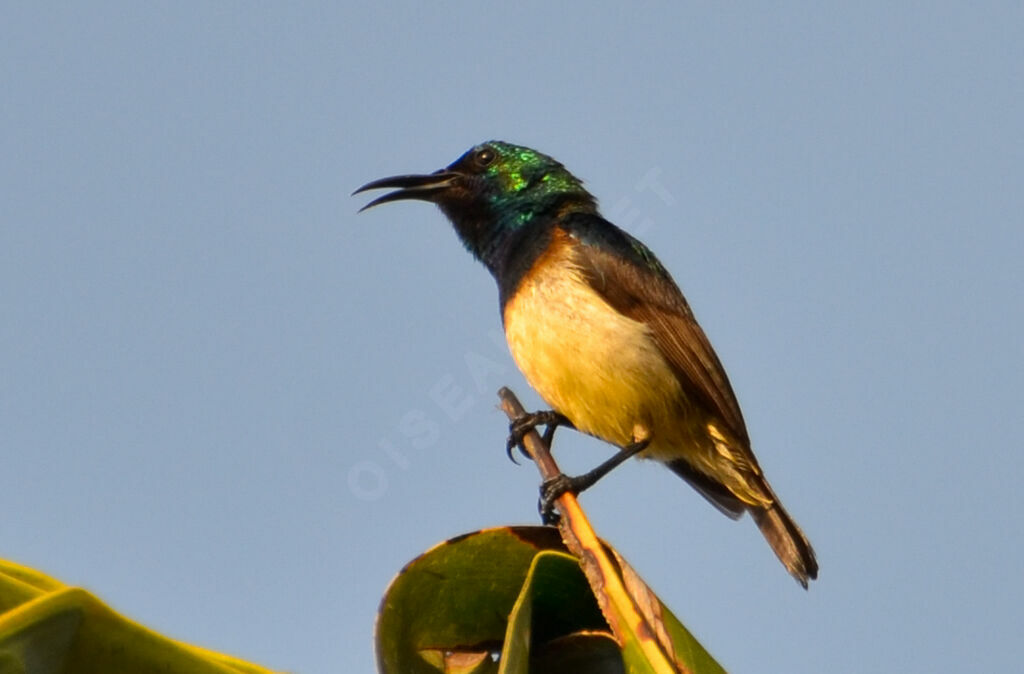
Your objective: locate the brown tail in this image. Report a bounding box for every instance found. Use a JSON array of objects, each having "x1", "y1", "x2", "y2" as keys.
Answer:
[
  {"x1": 750, "y1": 497, "x2": 818, "y2": 589},
  {"x1": 667, "y1": 458, "x2": 818, "y2": 586}
]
